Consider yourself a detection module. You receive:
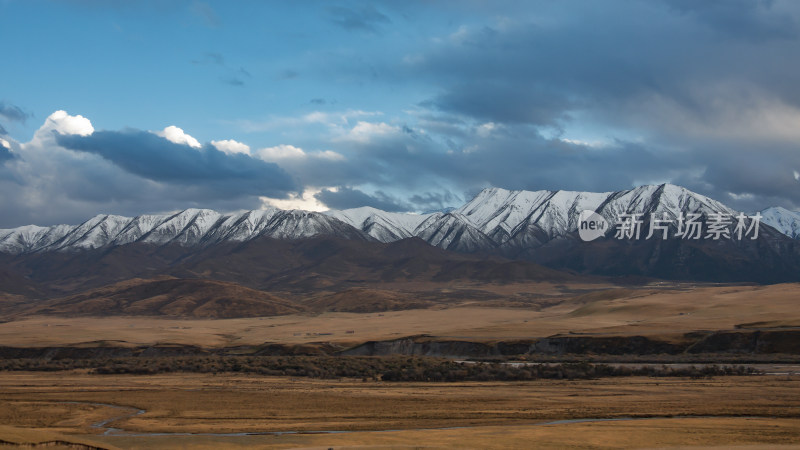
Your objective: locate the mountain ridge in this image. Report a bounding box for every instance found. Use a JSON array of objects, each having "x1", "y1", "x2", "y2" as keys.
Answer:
[
  {"x1": 2, "y1": 183, "x2": 793, "y2": 255},
  {"x1": 2, "y1": 183, "x2": 800, "y2": 284}
]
